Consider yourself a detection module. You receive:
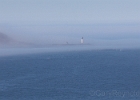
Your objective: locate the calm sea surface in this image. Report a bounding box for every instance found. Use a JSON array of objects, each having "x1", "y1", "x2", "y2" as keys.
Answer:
[{"x1": 0, "y1": 49, "x2": 140, "y2": 100}]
